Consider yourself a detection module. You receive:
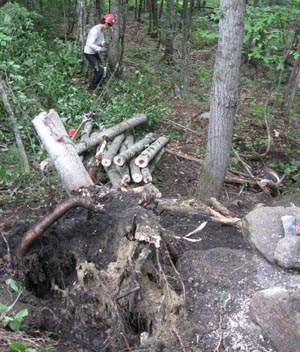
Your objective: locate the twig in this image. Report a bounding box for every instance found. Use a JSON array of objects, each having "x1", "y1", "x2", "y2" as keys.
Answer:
[
  {"x1": 209, "y1": 197, "x2": 236, "y2": 218},
  {"x1": 1, "y1": 233, "x2": 11, "y2": 261},
  {"x1": 213, "y1": 293, "x2": 231, "y2": 352},
  {"x1": 162, "y1": 118, "x2": 202, "y2": 136},
  {"x1": 258, "y1": 87, "x2": 273, "y2": 157},
  {"x1": 172, "y1": 328, "x2": 187, "y2": 352},
  {"x1": 184, "y1": 221, "x2": 207, "y2": 237}
]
